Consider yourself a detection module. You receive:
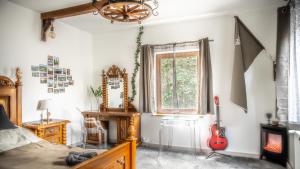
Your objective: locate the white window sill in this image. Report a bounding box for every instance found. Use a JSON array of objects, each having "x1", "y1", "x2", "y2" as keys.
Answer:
[{"x1": 152, "y1": 112, "x2": 205, "y2": 119}]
